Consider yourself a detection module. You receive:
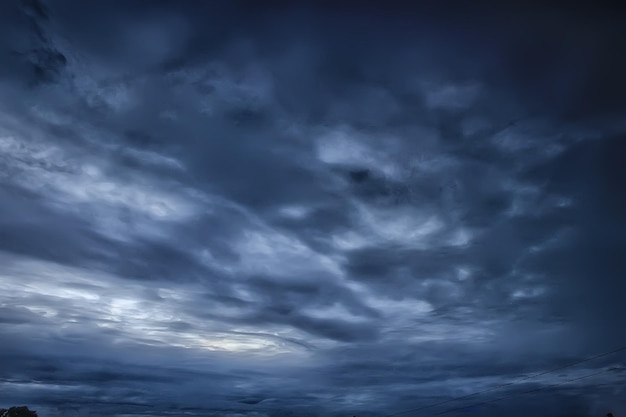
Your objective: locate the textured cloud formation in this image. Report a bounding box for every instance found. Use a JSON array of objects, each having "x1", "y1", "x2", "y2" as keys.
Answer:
[{"x1": 1, "y1": 1, "x2": 625, "y2": 417}]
